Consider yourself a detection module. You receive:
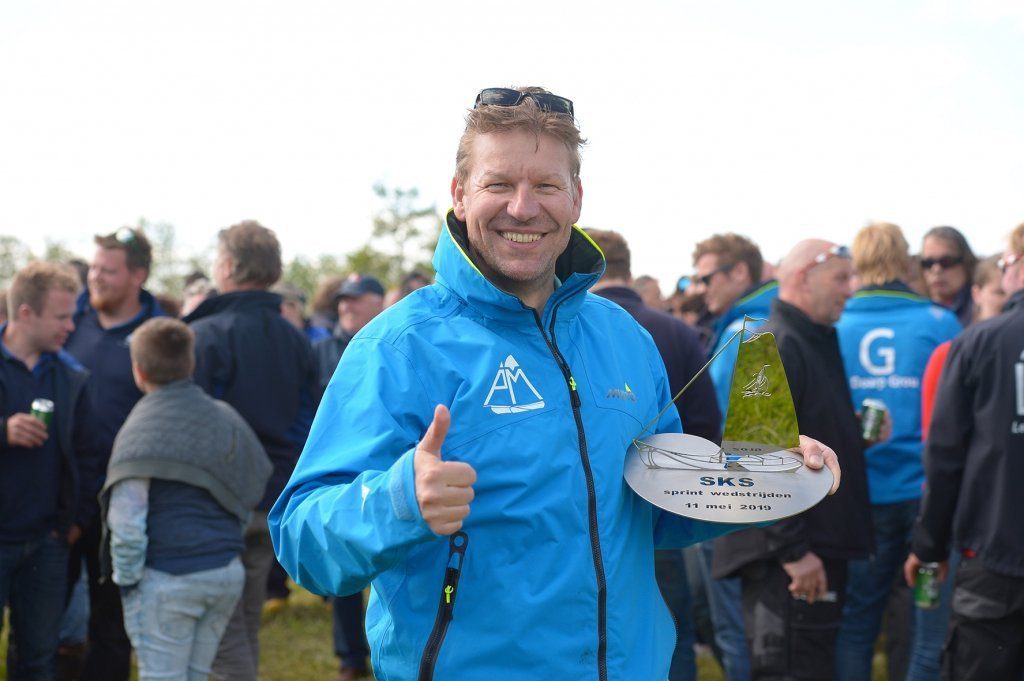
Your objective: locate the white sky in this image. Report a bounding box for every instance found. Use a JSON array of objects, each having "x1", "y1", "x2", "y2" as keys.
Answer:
[{"x1": 2, "y1": 0, "x2": 1022, "y2": 294}]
